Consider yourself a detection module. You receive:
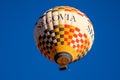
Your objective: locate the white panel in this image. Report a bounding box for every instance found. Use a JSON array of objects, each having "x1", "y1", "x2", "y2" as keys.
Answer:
[
  {"x1": 52, "y1": 10, "x2": 59, "y2": 26},
  {"x1": 58, "y1": 10, "x2": 65, "y2": 24},
  {"x1": 42, "y1": 15, "x2": 47, "y2": 29},
  {"x1": 46, "y1": 11, "x2": 53, "y2": 30},
  {"x1": 70, "y1": 12, "x2": 77, "y2": 27},
  {"x1": 72, "y1": 37, "x2": 76, "y2": 41},
  {"x1": 64, "y1": 11, "x2": 72, "y2": 25}
]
